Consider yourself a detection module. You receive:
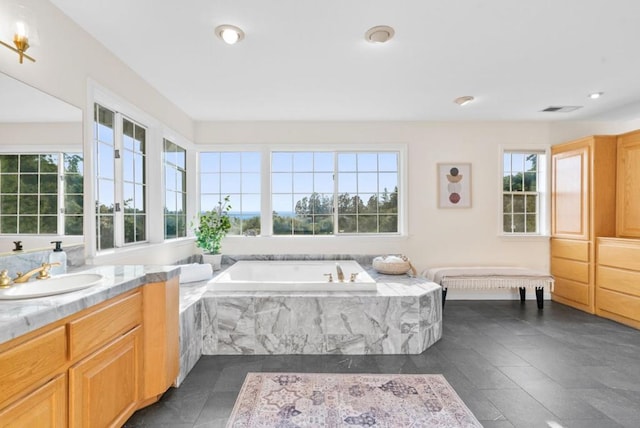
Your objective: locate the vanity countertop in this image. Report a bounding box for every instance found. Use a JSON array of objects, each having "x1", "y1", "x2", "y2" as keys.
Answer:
[{"x1": 0, "y1": 264, "x2": 180, "y2": 345}]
